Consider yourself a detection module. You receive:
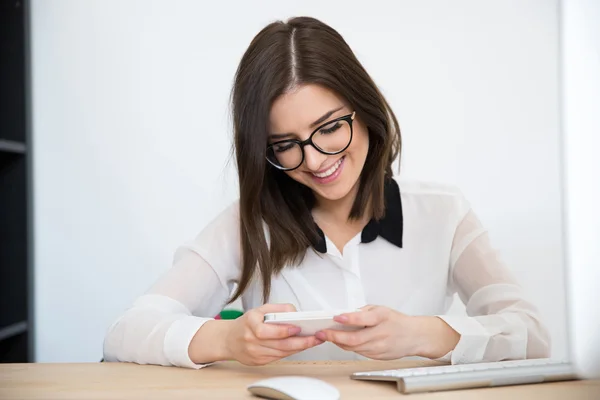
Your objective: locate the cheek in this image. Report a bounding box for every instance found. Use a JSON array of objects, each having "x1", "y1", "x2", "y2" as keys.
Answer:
[
  {"x1": 285, "y1": 170, "x2": 305, "y2": 183},
  {"x1": 349, "y1": 125, "x2": 369, "y2": 158}
]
